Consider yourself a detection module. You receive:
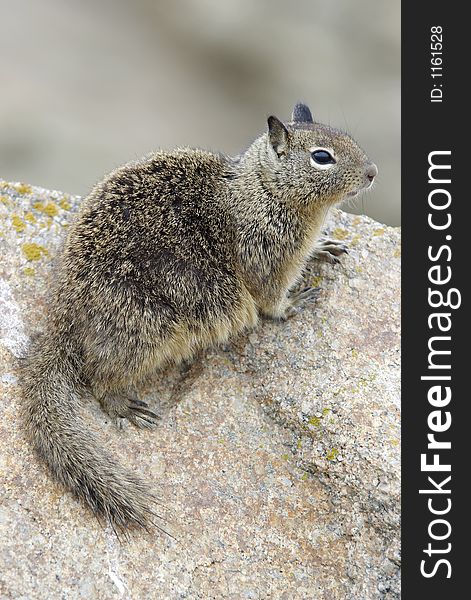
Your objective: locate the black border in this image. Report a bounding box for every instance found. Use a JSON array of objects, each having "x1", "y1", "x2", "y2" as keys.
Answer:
[{"x1": 402, "y1": 3, "x2": 467, "y2": 596}]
